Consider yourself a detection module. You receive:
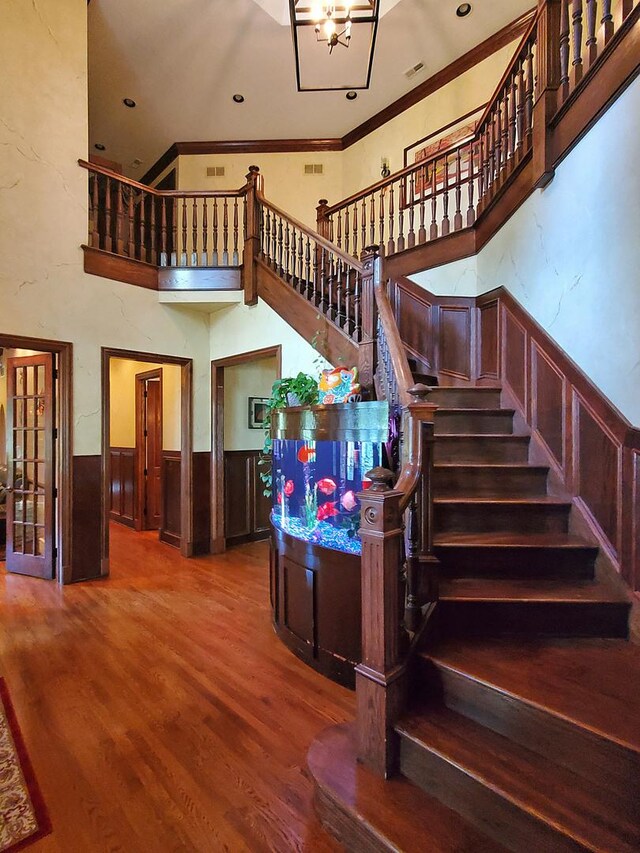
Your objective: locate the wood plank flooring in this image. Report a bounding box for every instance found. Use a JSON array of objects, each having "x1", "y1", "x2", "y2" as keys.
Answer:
[{"x1": 0, "y1": 524, "x2": 353, "y2": 852}]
